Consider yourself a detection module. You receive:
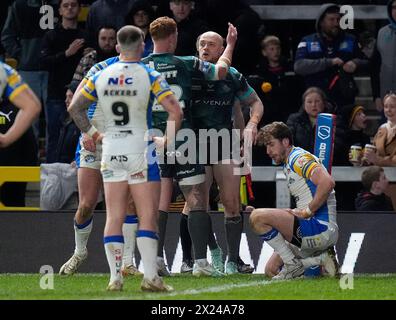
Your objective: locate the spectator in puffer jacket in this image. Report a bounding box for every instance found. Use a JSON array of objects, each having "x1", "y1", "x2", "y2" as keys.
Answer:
[{"x1": 294, "y1": 3, "x2": 368, "y2": 112}]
